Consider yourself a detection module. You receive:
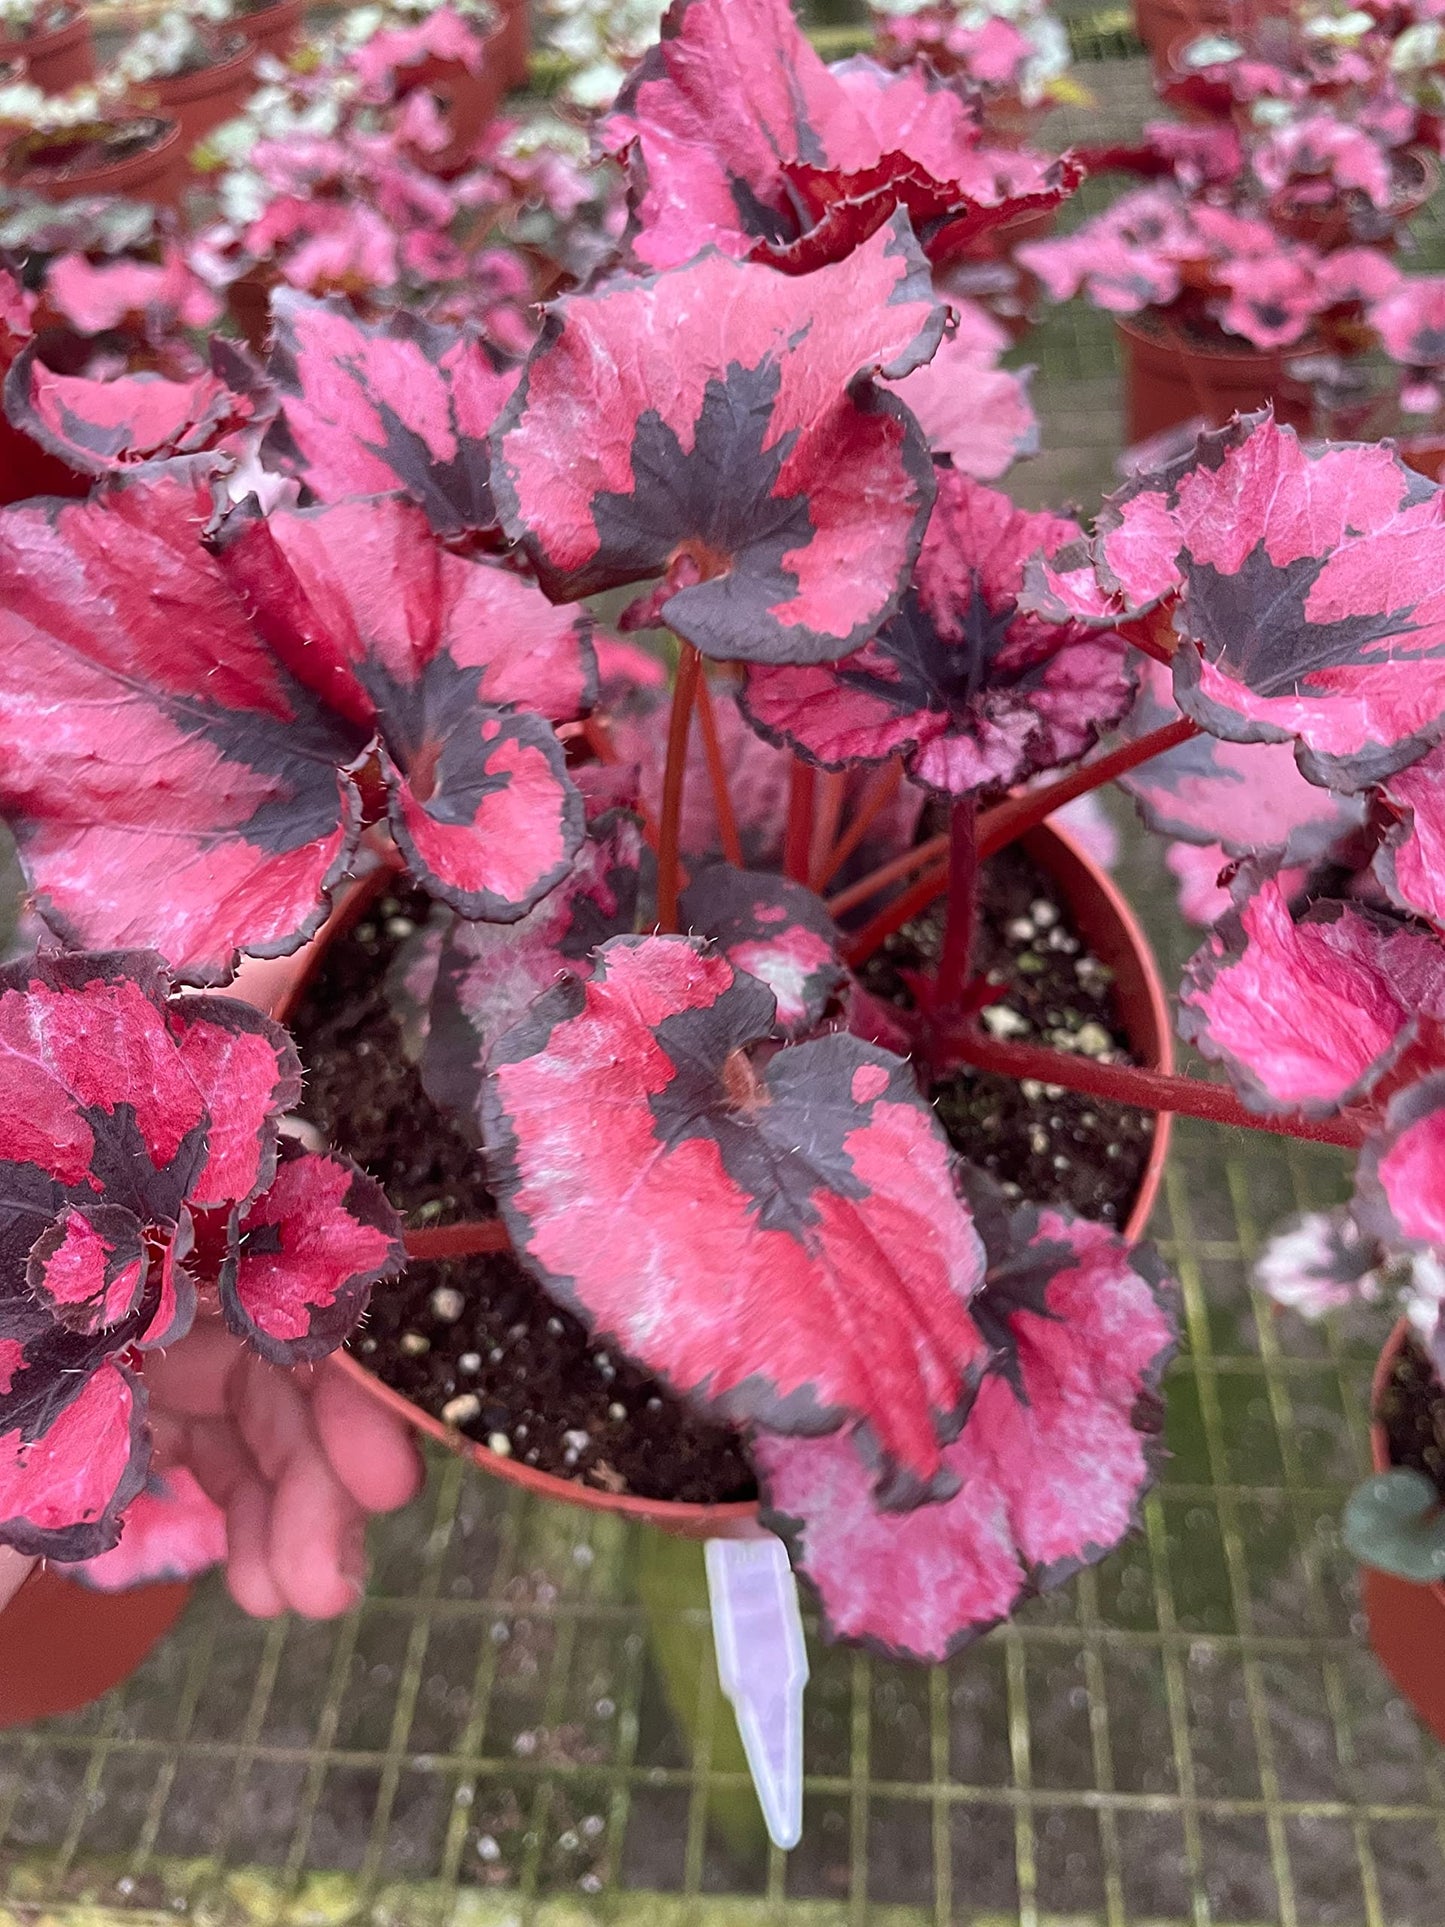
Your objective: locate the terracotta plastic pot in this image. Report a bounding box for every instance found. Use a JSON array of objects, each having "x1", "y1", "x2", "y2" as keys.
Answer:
[
  {"x1": 242, "y1": 0, "x2": 303, "y2": 61},
  {"x1": 1400, "y1": 438, "x2": 1445, "y2": 484},
  {"x1": 0, "y1": 6, "x2": 93, "y2": 93},
  {"x1": 1268, "y1": 150, "x2": 1438, "y2": 254},
  {"x1": 1131, "y1": 0, "x2": 1227, "y2": 72},
  {"x1": 399, "y1": 44, "x2": 505, "y2": 175},
  {"x1": 1361, "y1": 1320, "x2": 1445, "y2": 1743},
  {"x1": 1159, "y1": 34, "x2": 1235, "y2": 122},
  {"x1": 1117, "y1": 314, "x2": 1313, "y2": 447},
  {"x1": 231, "y1": 820, "x2": 1173, "y2": 1539},
  {"x1": 2, "y1": 114, "x2": 182, "y2": 205},
  {"x1": 0, "y1": 1565, "x2": 192, "y2": 1730},
  {"x1": 152, "y1": 36, "x2": 259, "y2": 155},
  {"x1": 493, "y1": 0, "x2": 529, "y2": 91}
]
